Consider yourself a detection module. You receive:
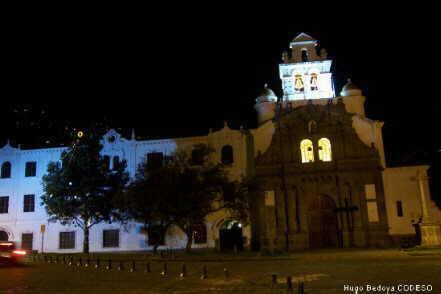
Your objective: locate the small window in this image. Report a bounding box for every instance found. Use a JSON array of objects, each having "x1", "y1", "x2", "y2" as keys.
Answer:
[
  {"x1": 0, "y1": 196, "x2": 9, "y2": 214},
  {"x1": 103, "y1": 155, "x2": 110, "y2": 170},
  {"x1": 396, "y1": 201, "x2": 404, "y2": 217},
  {"x1": 23, "y1": 194, "x2": 35, "y2": 213},
  {"x1": 147, "y1": 226, "x2": 165, "y2": 246},
  {"x1": 147, "y1": 152, "x2": 164, "y2": 170},
  {"x1": 191, "y1": 149, "x2": 204, "y2": 165},
  {"x1": 192, "y1": 223, "x2": 207, "y2": 244},
  {"x1": 1, "y1": 162, "x2": 11, "y2": 178},
  {"x1": 318, "y1": 138, "x2": 332, "y2": 162},
  {"x1": 300, "y1": 139, "x2": 314, "y2": 163},
  {"x1": 59, "y1": 232, "x2": 75, "y2": 249},
  {"x1": 25, "y1": 162, "x2": 37, "y2": 177},
  {"x1": 221, "y1": 145, "x2": 234, "y2": 165},
  {"x1": 103, "y1": 229, "x2": 119, "y2": 248},
  {"x1": 112, "y1": 156, "x2": 120, "y2": 170},
  {"x1": 21, "y1": 233, "x2": 33, "y2": 250}
]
